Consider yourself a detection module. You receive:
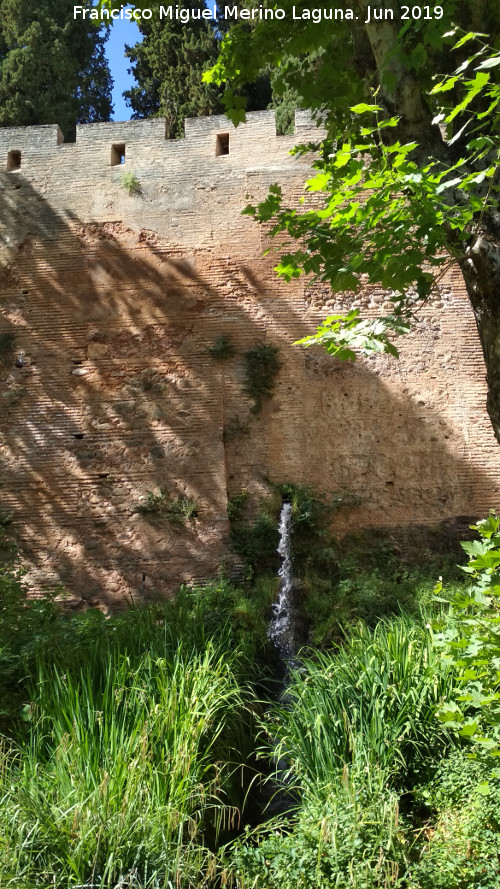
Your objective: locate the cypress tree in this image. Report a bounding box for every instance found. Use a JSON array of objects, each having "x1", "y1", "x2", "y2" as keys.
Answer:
[
  {"x1": 0, "y1": 0, "x2": 113, "y2": 139},
  {"x1": 124, "y1": 0, "x2": 223, "y2": 137}
]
